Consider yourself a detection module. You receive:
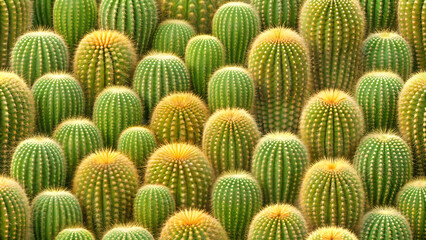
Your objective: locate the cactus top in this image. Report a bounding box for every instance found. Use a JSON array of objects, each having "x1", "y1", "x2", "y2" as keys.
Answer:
[
  {"x1": 209, "y1": 107, "x2": 255, "y2": 123},
  {"x1": 364, "y1": 207, "x2": 408, "y2": 219},
  {"x1": 315, "y1": 89, "x2": 351, "y2": 105},
  {"x1": 260, "y1": 131, "x2": 302, "y2": 142},
  {"x1": 250, "y1": 27, "x2": 307, "y2": 49},
  {"x1": 308, "y1": 158, "x2": 354, "y2": 173},
  {"x1": 261, "y1": 204, "x2": 302, "y2": 220},
  {"x1": 0, "y1": 175, "x2": 27, "y2": 193},
  {"x1": 307, "y1": 227, "x2": 359, "y2": 240},
  {"x1": 158, "y1": 92, "x2": 206, "y2": 110},
  {"x1": 151, "y1": 143, "x2": 204, "y2": 163}
]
